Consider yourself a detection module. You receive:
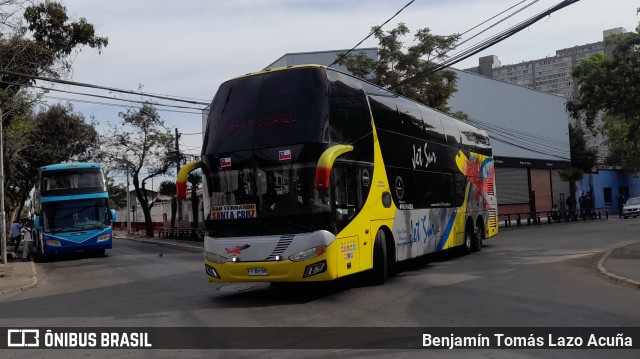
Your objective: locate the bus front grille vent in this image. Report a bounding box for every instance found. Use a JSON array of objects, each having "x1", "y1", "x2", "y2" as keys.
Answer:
[{"x1": 265, "y1": 234, "x2": 294, "y2": 260}]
